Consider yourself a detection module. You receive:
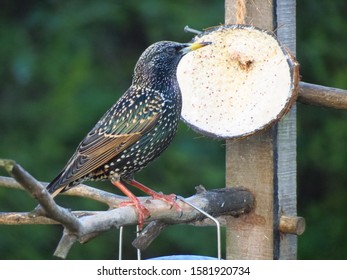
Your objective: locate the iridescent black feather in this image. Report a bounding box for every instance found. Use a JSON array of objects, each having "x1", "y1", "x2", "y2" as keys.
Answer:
[{"x1": 47, "y1": 41, "x2": 208, "y2": 196}]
